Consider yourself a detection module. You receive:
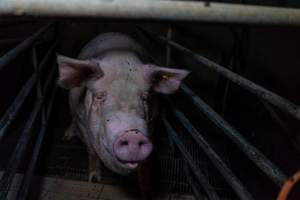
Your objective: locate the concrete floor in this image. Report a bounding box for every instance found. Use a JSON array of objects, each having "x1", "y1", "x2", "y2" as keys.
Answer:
[{"x1": 4, "y1": 173, "x2": 196, "y2": 200}]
